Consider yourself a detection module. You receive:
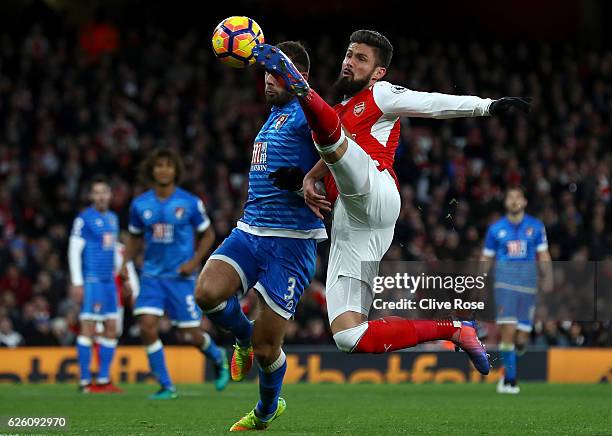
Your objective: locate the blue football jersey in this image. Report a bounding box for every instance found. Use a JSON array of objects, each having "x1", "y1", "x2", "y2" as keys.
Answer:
[
  {"x1": 128, "y1": 188, "x2": 211, "y2": 279},
  {"x1": 239, "y1": 98, "x2": 327, "y2": 241},
  {"x1": 483, "y1": 214, "x2": 548, "y2": 292},
  {"x1": 71, "y1": 207, "x2": 119, "y2": 282}
]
